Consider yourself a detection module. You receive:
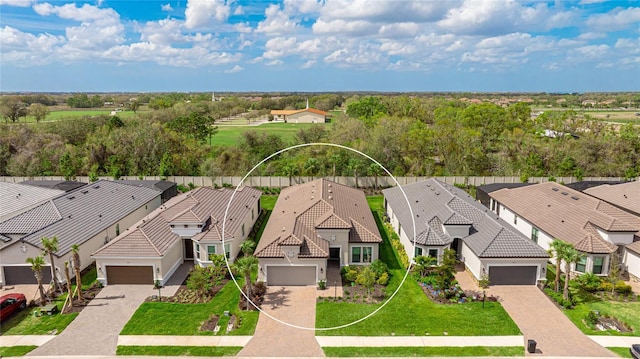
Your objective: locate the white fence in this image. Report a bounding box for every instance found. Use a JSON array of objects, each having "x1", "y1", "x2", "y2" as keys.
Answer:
[{"x1": 0, "y1": 175, "x2": 630, "y2": 188}]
